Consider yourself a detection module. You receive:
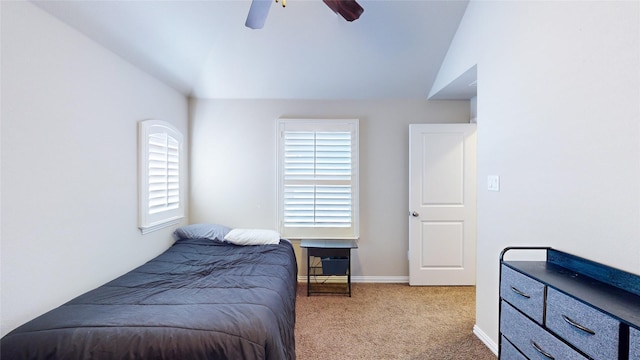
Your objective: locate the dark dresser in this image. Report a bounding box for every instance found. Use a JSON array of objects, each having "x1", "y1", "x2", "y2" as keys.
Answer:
[{"x1": 499, "y1": 247, "x2": 640, "y2": 360}]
